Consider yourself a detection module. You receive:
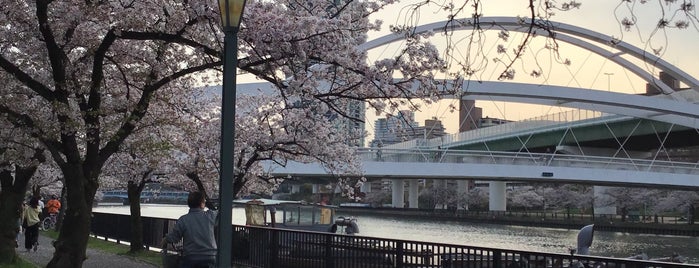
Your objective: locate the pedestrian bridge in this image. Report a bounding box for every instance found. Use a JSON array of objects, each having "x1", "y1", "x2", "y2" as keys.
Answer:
[{"x1": 266, "y1": 148, "x2": 699, "y2": 188}]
